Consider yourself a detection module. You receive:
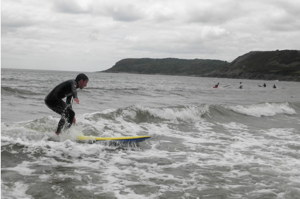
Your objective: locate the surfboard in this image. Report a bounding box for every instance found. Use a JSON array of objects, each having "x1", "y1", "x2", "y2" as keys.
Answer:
[
  {"x1": 212, "y1": 85, "x2": 230, "y2": 89},
  {"x1": 77, "y1": 135, "x2": 151, "y2": 143}
]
